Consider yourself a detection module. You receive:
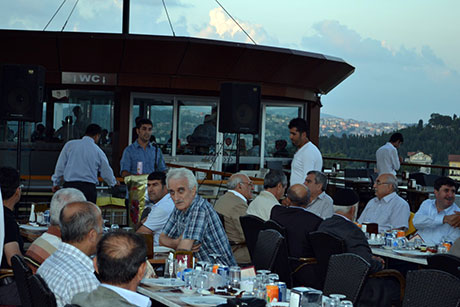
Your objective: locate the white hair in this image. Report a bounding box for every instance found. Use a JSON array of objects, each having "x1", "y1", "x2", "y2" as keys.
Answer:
[
  {"x1": 166, "y1": 168, "x2": 197, "y2": 190},
  {"x1": 50, "y1": 188, "x2": 86, "y2": 225},
  {"x1": 333, "y1": 202, "x2": 359, "y2": 215}
]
